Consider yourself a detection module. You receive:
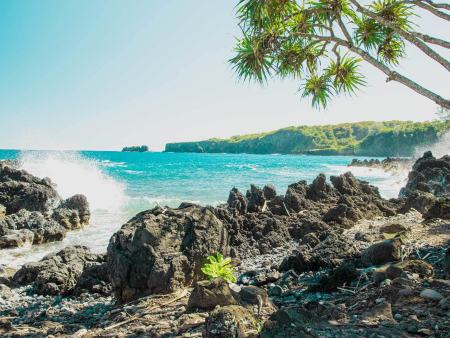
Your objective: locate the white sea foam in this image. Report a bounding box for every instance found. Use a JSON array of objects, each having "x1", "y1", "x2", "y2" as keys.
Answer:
[
  {"x1": 325, "y1": 164, "x2": 408, "y2": 199},
  {"x1": 0, "y1": 151, "x2": 130, "y2": 269},
  {"x1": 19, "y1": 151, "x2": 126, "y2": 211}
]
